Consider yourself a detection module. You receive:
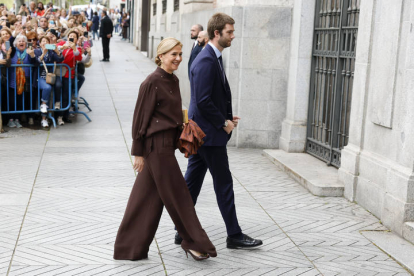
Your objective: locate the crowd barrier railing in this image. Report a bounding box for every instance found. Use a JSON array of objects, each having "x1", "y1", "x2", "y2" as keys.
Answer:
[{"x1": 0, "y1": 63, "x2": 92, "y2": 128}]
